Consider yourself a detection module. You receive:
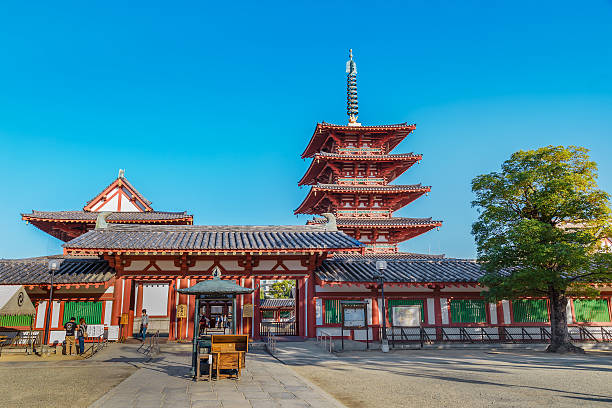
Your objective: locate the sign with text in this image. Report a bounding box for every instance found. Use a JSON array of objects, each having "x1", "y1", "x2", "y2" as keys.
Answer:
[
  {"x1": 341, "y1": 301, "x2": 367, "y2": 328},
  {"x1": 177, "y1": 304, "x2": 188, "y2": 318},
  {"x1": 243, "y1": 304, "x2": 254, "y2": 318},
  {"x1": 392, "y1": 305, "x2": 421, "y2": 327}
]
